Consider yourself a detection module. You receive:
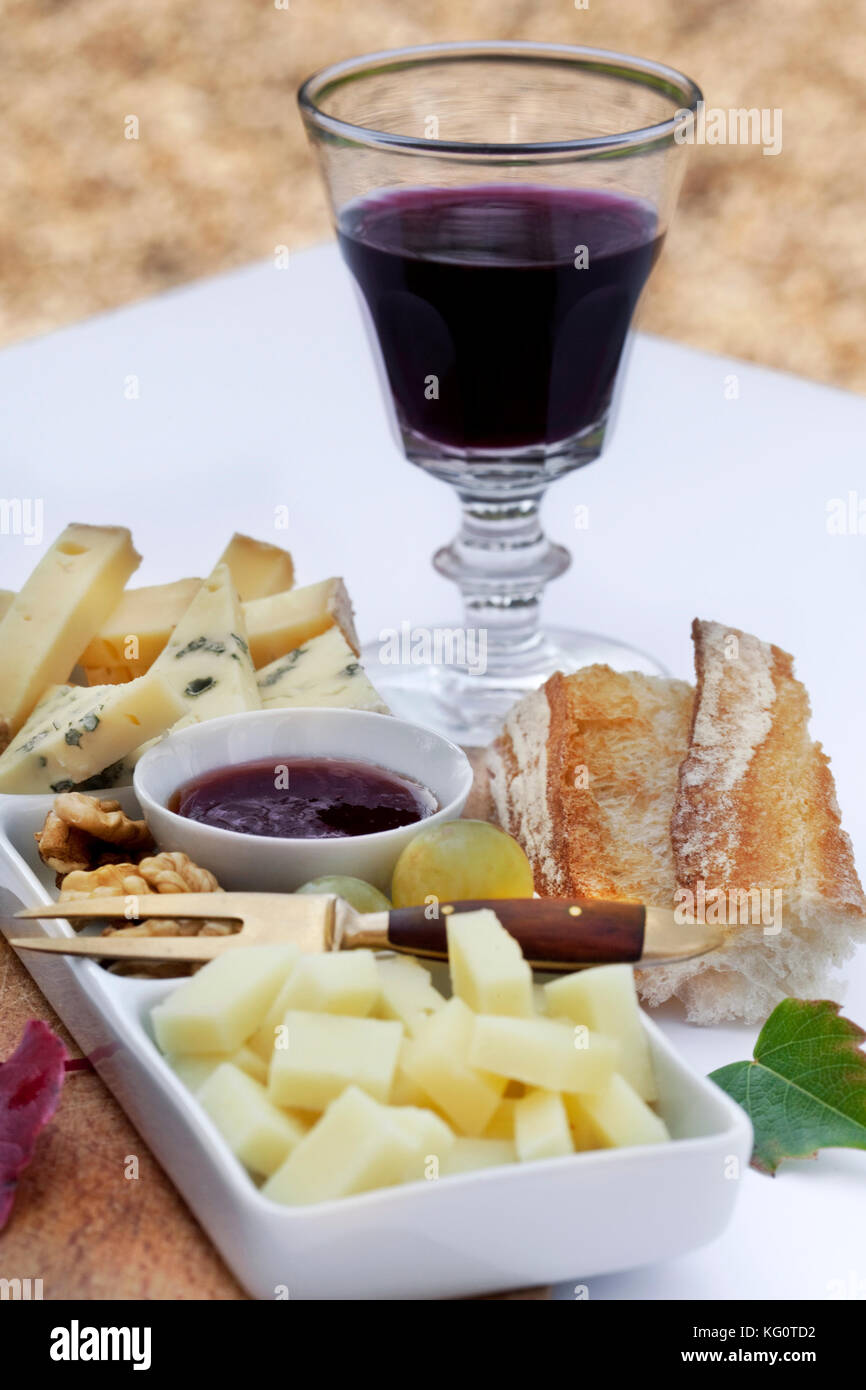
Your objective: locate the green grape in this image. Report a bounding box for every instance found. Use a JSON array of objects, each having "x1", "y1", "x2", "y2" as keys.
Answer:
[
  {"x1": 391, "y1": 819, "x2": 535, "y2": 909},
  {"x1": 295, "y1": 875, "x2": 392, "y2": 913}
]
